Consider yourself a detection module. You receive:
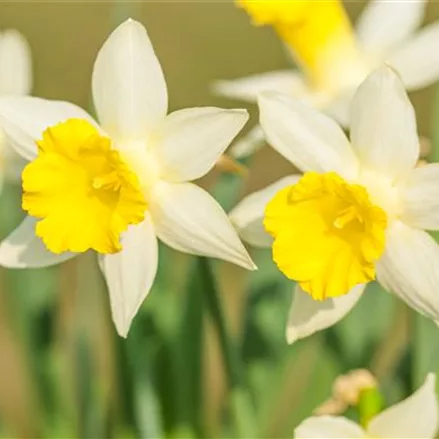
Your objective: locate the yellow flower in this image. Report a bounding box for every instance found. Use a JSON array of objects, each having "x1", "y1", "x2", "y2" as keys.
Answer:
[
  {"x1": 216, "y1": 0, "x2": 439, "y2": 158},
  {"x1": 230, "y1": 66, "x2": 439, "y2": 343},
  {"x1": 264, "y1": 172, "x2": 387, "y2": 300},
  {"x1": 0, "y1": 19, "x2": 255, "y2": 337},
  {"x1": 238, "y1": 0, "x2": 359, "y2": 91},
  {"x1": 22, "y1": 119, "x2": 147, "y2": 254}
]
